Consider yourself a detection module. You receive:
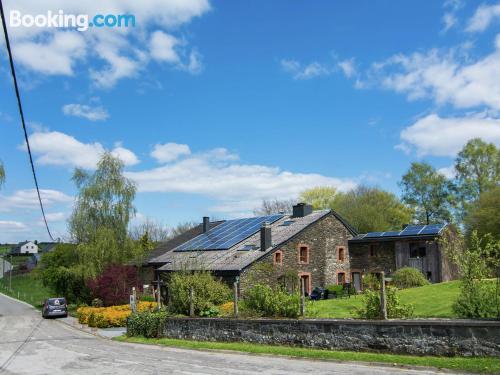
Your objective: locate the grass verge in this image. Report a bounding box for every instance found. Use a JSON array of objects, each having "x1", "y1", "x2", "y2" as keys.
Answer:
[
  {"x1": 0, "y1": 272, "x2": 54, "y2": 308},
  {"x1": 114, "y1": 335, "x2": 500, "y2": 374}
]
